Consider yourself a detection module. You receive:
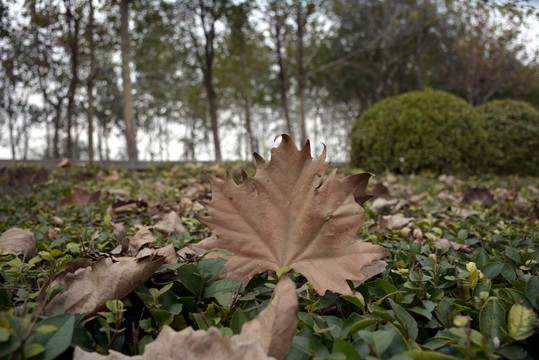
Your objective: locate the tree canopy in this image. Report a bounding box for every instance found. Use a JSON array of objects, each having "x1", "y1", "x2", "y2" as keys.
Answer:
[{"x1": 0, "y1": 0, "x2": 537, "y2": 161}]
